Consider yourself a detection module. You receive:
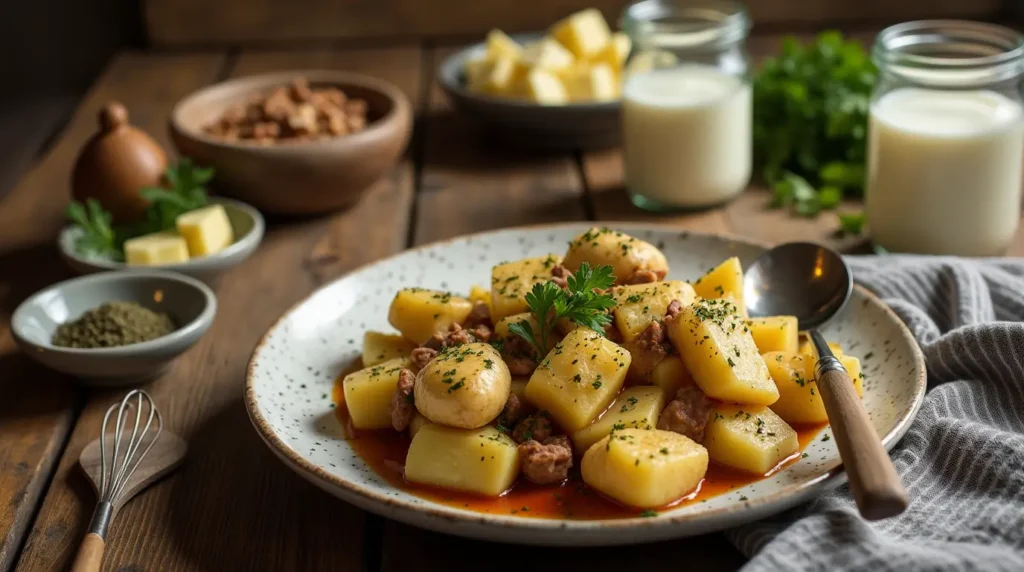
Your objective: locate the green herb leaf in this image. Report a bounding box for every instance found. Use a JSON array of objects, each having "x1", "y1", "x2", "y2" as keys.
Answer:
[
  {"x1": 65, "y1": 199, "x2": 121, "y2": 259},
  {"x1": 837, "y1": 212, "x2": 867, "y2": 235}
]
